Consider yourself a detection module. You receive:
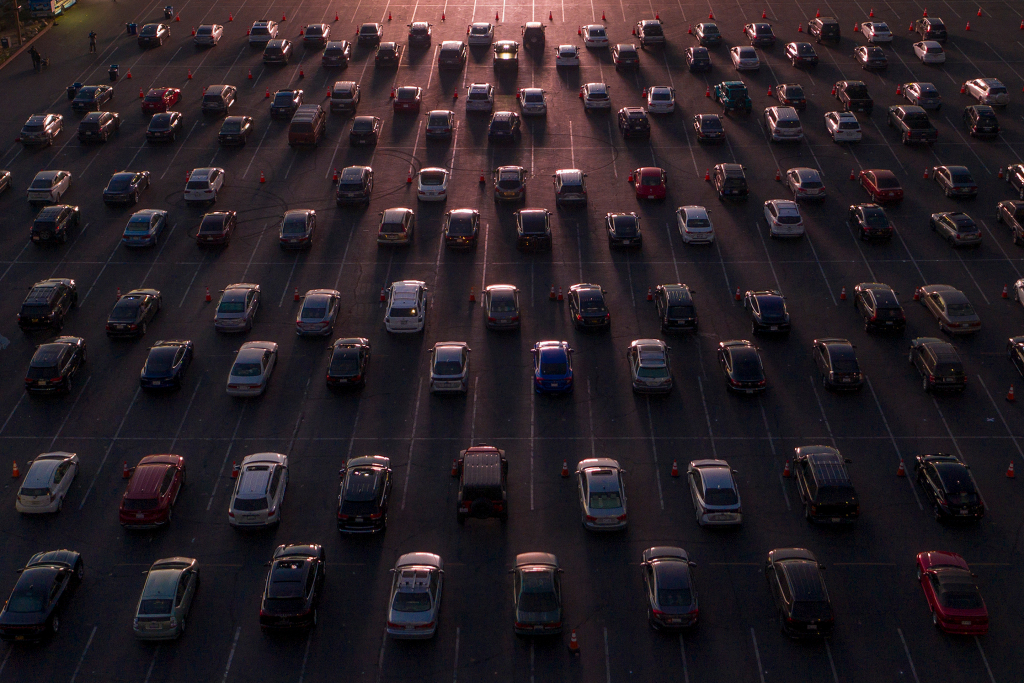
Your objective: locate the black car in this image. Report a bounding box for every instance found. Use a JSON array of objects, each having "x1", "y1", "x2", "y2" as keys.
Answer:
[
  {"x1": 854, "y1": 282, "x2": 905, "y2": 332},
  {"x1": 718, "y1": 340, "x2": 766, "y2": 393},
  {"x1": 71, "y1": 85, "x2": 114, "y2": 113},
  {"x1": 443, "y1": 209, "x2": 480, "y2": 248},
  {"x1": 855, "y1": 46, "x2": 888, "y2": 71},
  {"x1": 744, "y1": 290, "x2": 790, "y2": 334},
  {"x1": 270, "y1": 89, "x2": 303, "y2": 119},
  {"x1": 437, "y1": 40, "x2": 467, "y2": 69},
  {"x1": 455, "y1": 445, "x2": 508, "y2": 524},
  {"x1": 568, "y1": 284, "x2": 610, "y2": 330},
  {"x1": 425, "y1": 109, "x2": 454, "y2": 138},
  {"x1": 785, "y1": 41, "x2": 818, "y2": 66},
  {"x1": 793, "y1": 446, "x2": 859, "y2": 523},
  {"x1": 910, "y1": 337, "x2": 966, "y2": 393},
  {"x1": 279, "y1": 210, "x2": 316, "y2": 250},
  {"x1": 765, "y1": 548, "x2": 834, "y2": 638},
  {"x1": 808, "y1": 16, "x2": 840, "y2": 43},
  {"x1": 713, "y1": 163, "x2": 747, "y2": 199},
  {"x1": 335, "y1": 166, "x2": 373, "y2": 205},
  {"x1": 263, "y1": 38, "x2": 292, "y2": 64},
  {"x1": 25, "y1": 336, "x2": 86, "y2": 394},
  {"x1": 106, "y1": 289, "x2": 161, "y2": 338},
  {"x1": 693, "y1": 114, "x2": 724, "y2": 142},
  {"x1": 641, "y1": 547, "x2": 698, "y2": 630},
  {"x1": 848, "y1": 203, "x2": 893, "y2": 242},
  {"x1": 218, "y1": 115, "x2": 253, "y2": 145},
  {"x1": 1009, "y1": 164, "x2": 1024, "y2": 200},
  {"x1": 487, "y1": 111, "x2": 521, "y2": 142},
  {"x1": 605, "y1": 212, "x2": 642, "y2": 248},
  {"x1": 684, "y1": 46, "x2": 711, "y2": 72},
  {"x1": 932, "y1": 166, "x2": 977, "y2": 199},
  {"x1": 776, "y1": 83, "x2": 806, "y2": 110},
  {"x1": 492, "y1": 40, "x2": 519, "y2": 69},
  {"x1": 375, "y1": 41, "x2": 401, "y2": 65},
  {"x1": 322, "y1": 40, "x2": 352, "y2": 66},
  {"x1": 812, "y1": 339, "x2": 862, "y2": 391},
  {"x1": 138, "y1": 23, "x2": 170, "y2": 47},
  {"x1": 18, "y1": 278, "x2": 77, "y2": 332},
  {"x1": 302, "y1": 23, "x2": 331, "y2": 49},
  {"x1": 744, "y1": 22, "x2": 776, "y2": 47},
  {"x1": 196, "y1": 211, "x2": 237, "y2": 246},
  {"x1": 102, "y1": 171, "x2": 150, "y2": 205},
  {"x1": 146, "y1": 111, "x2": 183, "y2": 143},
  {"x1": 915, "y1": 17, "x2": 947, "y2": 42},
  {"x1": 635, "y1": 19, "x2": 665, "y2": 48},
  {"x1": 0, "y1": 550, "x2": 84, "y2": 642},
  {"x1": 617, "y1": 107, "x2": 650, "y2": 138},
  {"x1": 78, "y1": 111, "x2": 120, "y2": 143},
  {"x1": 31, "y1": 205, "x2": 81, "y2": 245},
  {"x1": 349, "y1": 115, "x2": 381, "y2": 146},
  {"x1": 407, "y1": 21, "x2": 432, "y2": 46},
  {"x1": 963, "y1": 105, "x2": 999, "y2": 139},
  {"x1": 915, "y1": 454, "x2": 984, "y2": 521},
  {"x1": 693, "y1": 22, "x2": 722, "y2": 46},
  {"x1": 654, "y1": 284, "x2": 698, "y2": 332},
  {"x1": 327, "y1": 337, "x2": 371, "y2": 388},
  {"x1": 611, "y1": 43, "x2": 640, "y2": 69},
  {"x1": 337, "y1": 456, "x2": 392, "y2": 532},
  {"x1": 357, "y1": 22, "x2": 383, "y2": 46},
  {"x1": 1008, "y1": 336, "x2": 1024, "y2": 378},
  {"x1": 834, "y1": 80, "x2": 873, "y2": 114},
  {"x1": 140, "y1": 340, "x2": 193, "y2": 389},
  {"x1": 516, "y1": 209, "x2": 551, "y2": 250},
  {"x1": 259, "y1": 545, "x2": 326, "y2": 629},
  {"x1": 997, "y1": 200, "x2": 1024, "y2": 245}
]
